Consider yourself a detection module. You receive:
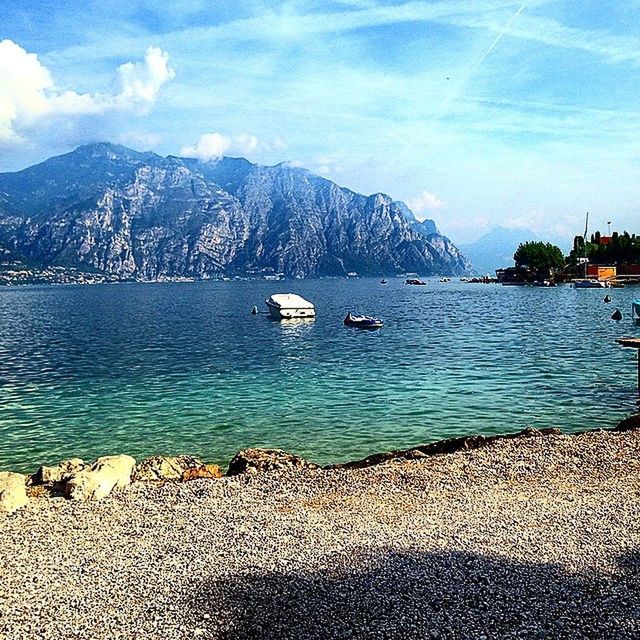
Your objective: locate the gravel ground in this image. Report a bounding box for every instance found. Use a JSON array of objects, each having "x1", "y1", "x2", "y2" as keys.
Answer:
[{"x1": 2, "y1": 429, "x2": 640, "y2": 640}]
